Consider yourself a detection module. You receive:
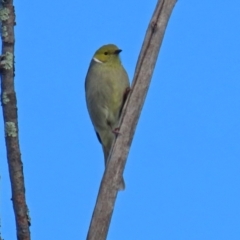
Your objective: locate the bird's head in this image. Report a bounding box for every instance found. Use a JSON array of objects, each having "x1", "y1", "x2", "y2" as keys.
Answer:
[{"x1": 93, "y1": 44, "x2": 122, "y2": 64}]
